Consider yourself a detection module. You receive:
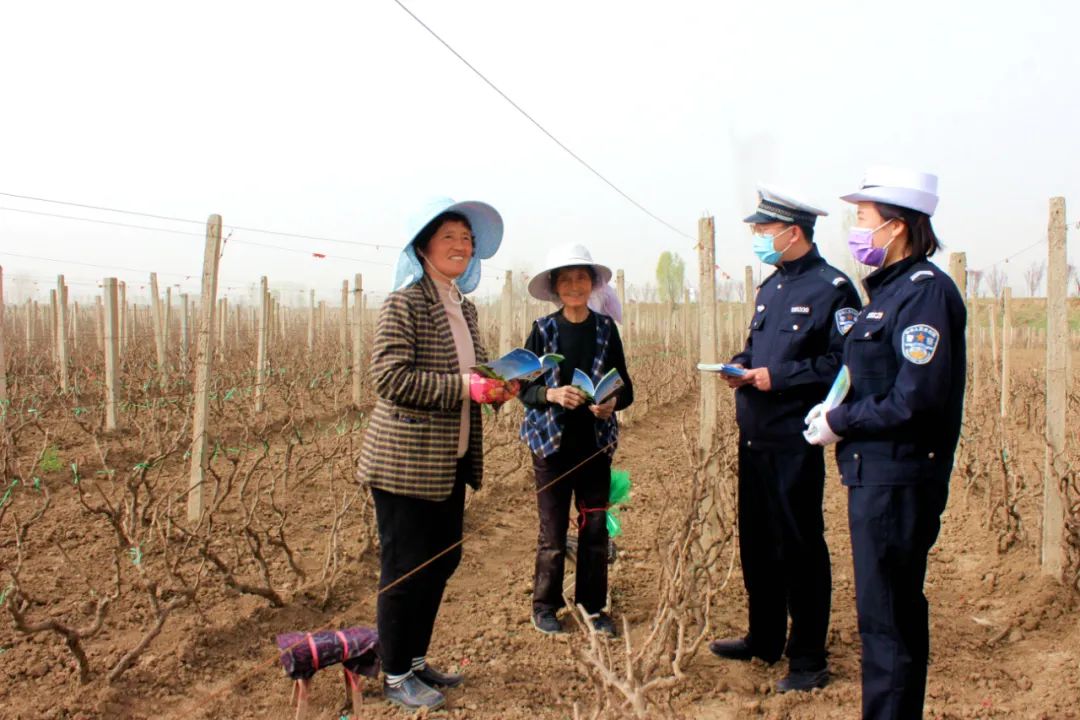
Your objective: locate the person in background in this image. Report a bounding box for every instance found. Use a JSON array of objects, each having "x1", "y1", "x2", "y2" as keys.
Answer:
[
  {"x1": 357, "y1": 198, "x2": 518, "y2": 711},
  {"x1": 709, "y1": 185, "x2": 861, "y2": 693},
  {"x1": 519, "y1": 243, "x2": 634, "y2": 638},
  {"x1": 805, "y1": 167, "x2": 966, "y2": 719}
]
